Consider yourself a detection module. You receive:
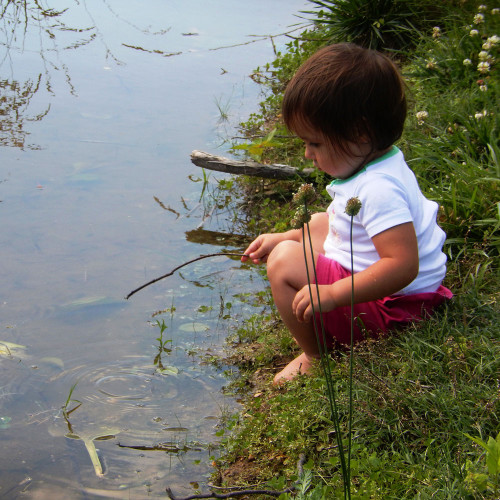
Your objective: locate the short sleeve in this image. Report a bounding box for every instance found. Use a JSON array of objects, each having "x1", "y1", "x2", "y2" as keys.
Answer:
[{"x1": 356, "y1": 174, "x2": 413, "y2": 238}]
